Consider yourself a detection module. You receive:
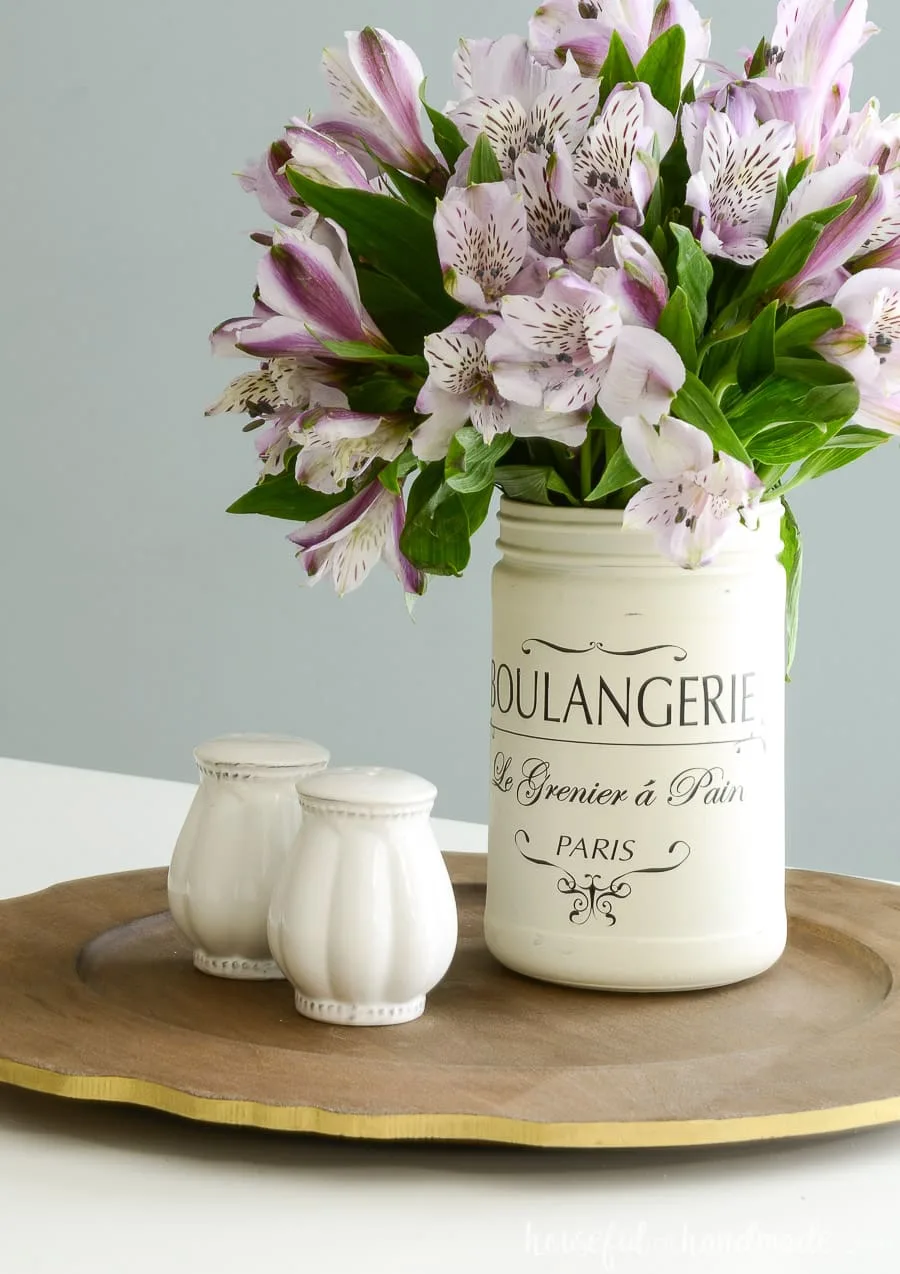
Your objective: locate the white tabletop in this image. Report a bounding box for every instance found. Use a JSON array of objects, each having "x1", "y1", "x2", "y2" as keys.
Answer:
[{"x1": 0, "y1": 757, "x2": 896, "y2": 1274}]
